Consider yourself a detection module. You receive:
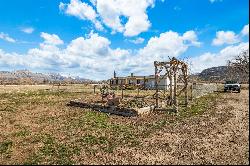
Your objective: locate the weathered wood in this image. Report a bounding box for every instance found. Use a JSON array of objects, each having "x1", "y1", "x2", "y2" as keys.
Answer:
[
  {"x1": 169, "y1": 73, "x2": 173, "y2": 106},
  {"x1": 107, "y1": 97, "x2": 121, "y2": 106},
  {"x1": 154, "y1": 62, "x2": 159, "y2": 108},
  {"x1": 154, "y1": 57, "x2": 189, "y2": 111},
  {"x1": 67, "y1": 100, "x2": 138, "y2": 117},
  {"x1": 173, "y1": 70, "x2": 177, "y2": 106},
  {"x1": 121, "y1": 88, "x2": 124, "y2": 99}
]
